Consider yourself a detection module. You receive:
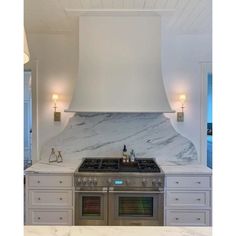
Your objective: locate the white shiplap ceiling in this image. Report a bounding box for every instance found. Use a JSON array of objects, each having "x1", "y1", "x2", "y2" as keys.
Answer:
[{"x1": 24, "y1": 0, "x2": 212, "y2": 34}]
